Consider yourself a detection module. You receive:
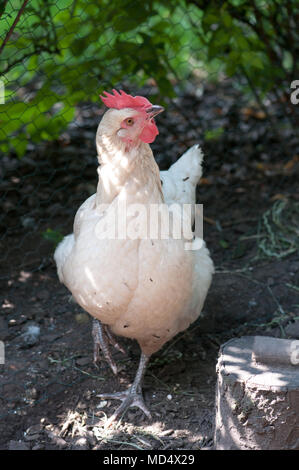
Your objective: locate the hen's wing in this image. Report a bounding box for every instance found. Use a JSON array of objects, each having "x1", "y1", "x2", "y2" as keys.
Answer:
[
  {"x1": 54, "y1": 233, "x2": 75, "y2": 284},
  {"x1": 54, "y1": 194, "x2": 97, "y2": 284}
]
